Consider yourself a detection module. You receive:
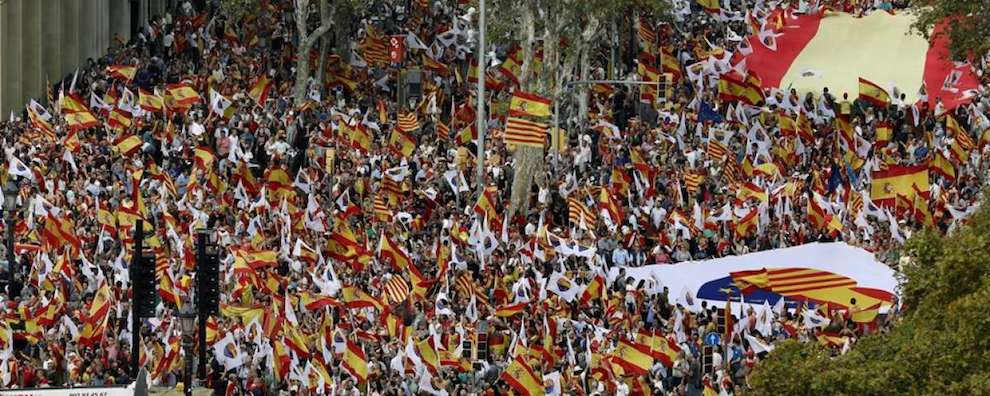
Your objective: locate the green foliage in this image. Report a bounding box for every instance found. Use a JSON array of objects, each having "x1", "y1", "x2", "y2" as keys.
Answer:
[
  {"x1": 747, "y1": 199, "x2": 990, "y2": 395},
  {"x1": 910, "y1": 0, "x2": 990, "y2": 59}
]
